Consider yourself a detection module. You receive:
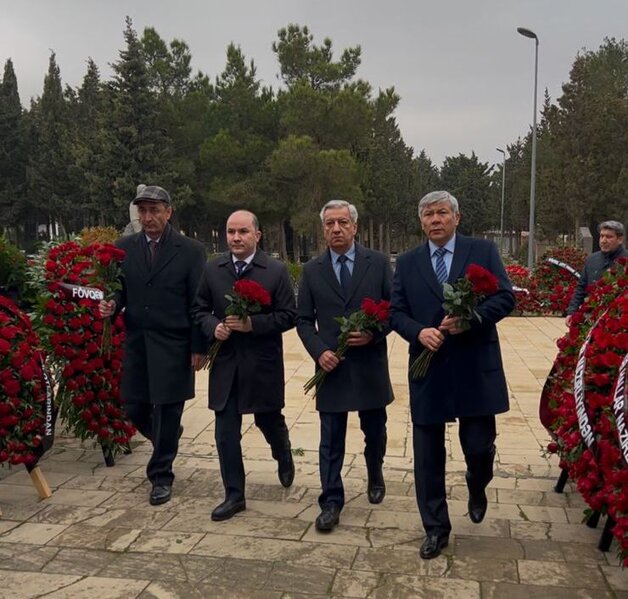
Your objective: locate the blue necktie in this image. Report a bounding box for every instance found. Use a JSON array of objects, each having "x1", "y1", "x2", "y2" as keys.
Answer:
[
  {"x1": 235, "y1": 260, "x2": 247, "y2": 278},
  {"x1": 434, "y1": 247, "x2": 448, "y2": 284},
  {"x1": 337, "y1": 254, "x2": 351, "y2": 292}
]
